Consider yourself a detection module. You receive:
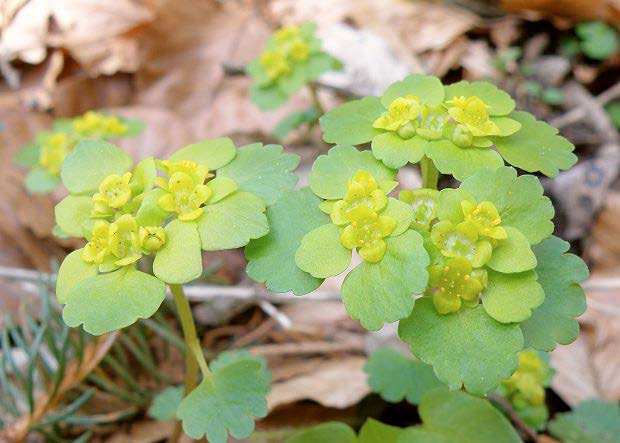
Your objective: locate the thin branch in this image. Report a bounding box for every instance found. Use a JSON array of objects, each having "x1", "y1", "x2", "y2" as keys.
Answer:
[
  {"x1": 551, "y1": 81, "x2": 620, "y2": 129},
  {"x1": 488, "y1": 393, "x2": 539, "y2": 443}
]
